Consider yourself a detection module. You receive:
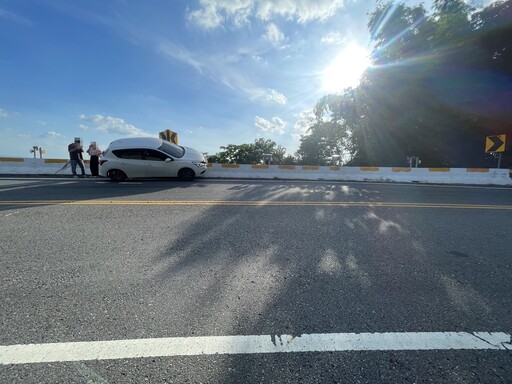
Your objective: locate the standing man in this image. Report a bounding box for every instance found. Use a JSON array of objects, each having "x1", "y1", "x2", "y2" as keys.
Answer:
[{"x1": 68, "y1": 137, "x2": 86, "y2": 178}]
